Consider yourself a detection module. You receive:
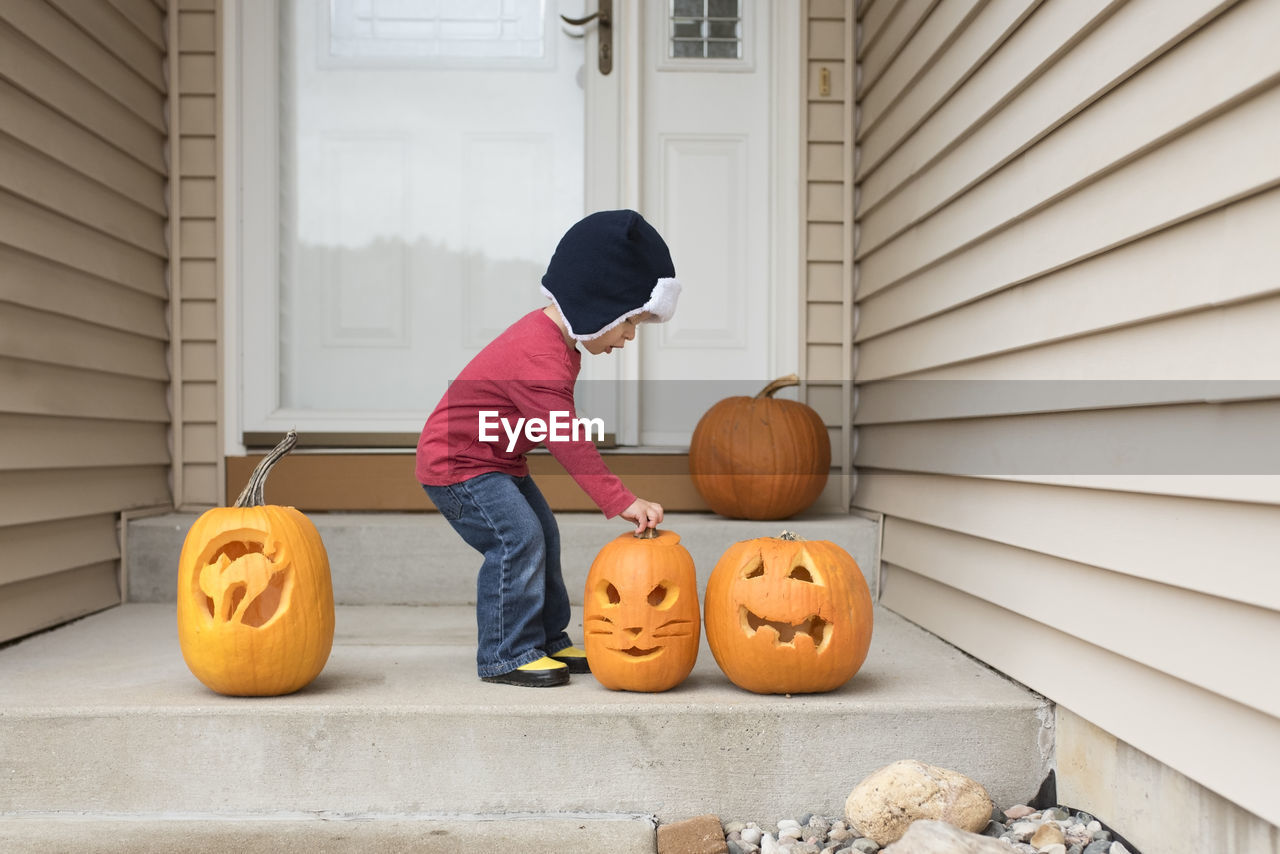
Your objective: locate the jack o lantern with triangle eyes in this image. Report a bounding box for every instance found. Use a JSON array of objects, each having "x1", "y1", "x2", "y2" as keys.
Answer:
[
  {"x1": 704, "y1": 531, "x2": 873, "y2": 694},
  {"x1": 583, "y1": 527, "x2": 700, "y2": 692}
]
